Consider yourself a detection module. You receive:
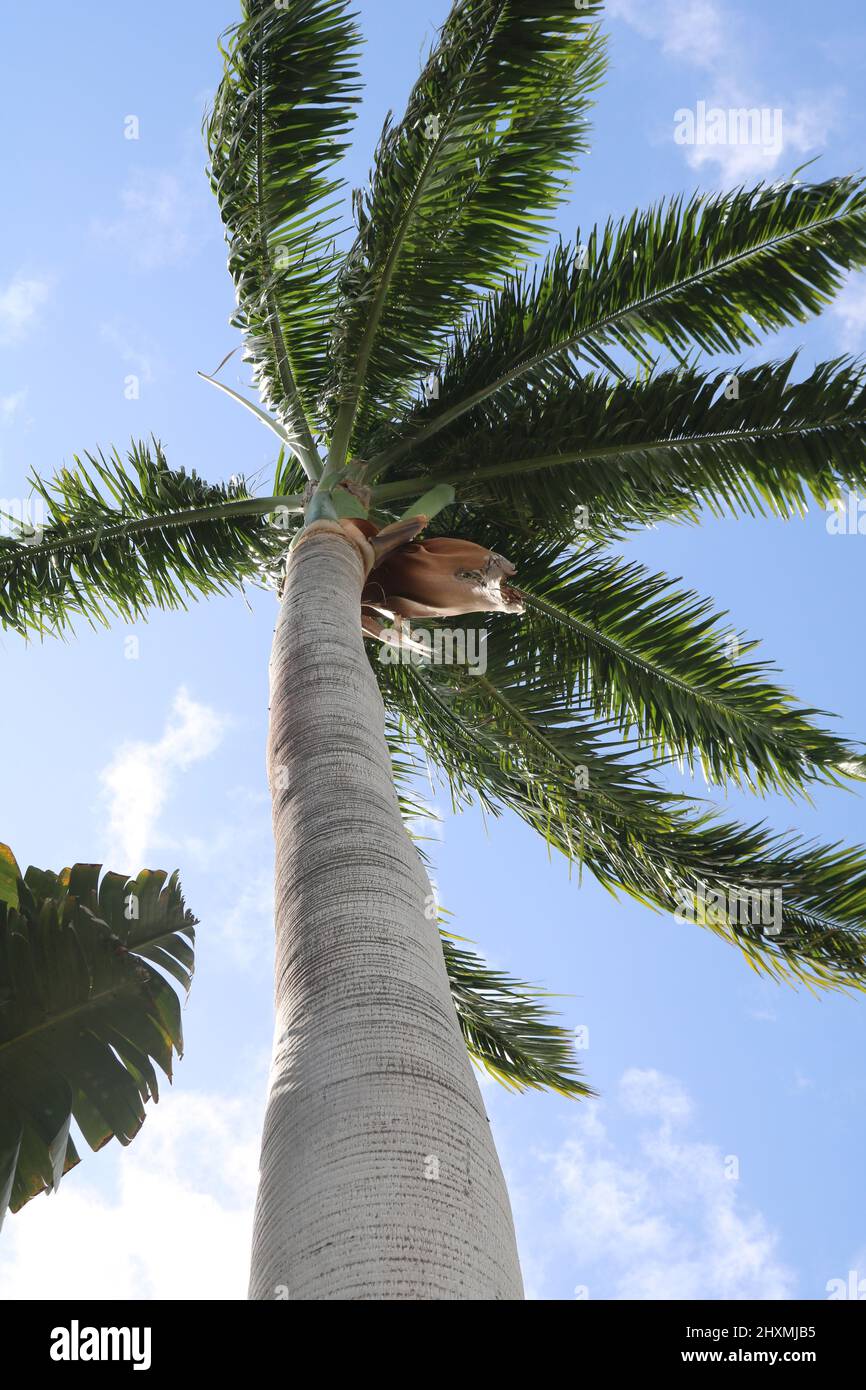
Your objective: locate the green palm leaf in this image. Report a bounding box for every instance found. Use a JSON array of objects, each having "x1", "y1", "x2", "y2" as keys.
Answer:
[
  {"x1": 372, "y1": 356, "x2": 866, "y2": 538},
  {"x1": 206, "y1": 0, "x2": 363, "y2": 475},
  {"x1": 509, "y1": 542, "x2": 862, "y2": 795},
  {"x1": 442, "y1": 933, "x2": 592, "y2": 1098},
  {"x1": 385, "y1": 718, "x2": 590, "y2": 1095},
  {"x1": 325, "y1": 0, "x2": 606, "y2": 464},
  {"x1": 0, "y1": 845, "x2": 196, "y2": 1226},
  {"x1": 0, "y1": 442, "x2": 298, "y2": 639},
  {"x1": 369, "y1": 174, "x2": 866, "y2": 472},
  {"x1": 378, "y1": 651, "x2": 866, "y2": 993}
]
